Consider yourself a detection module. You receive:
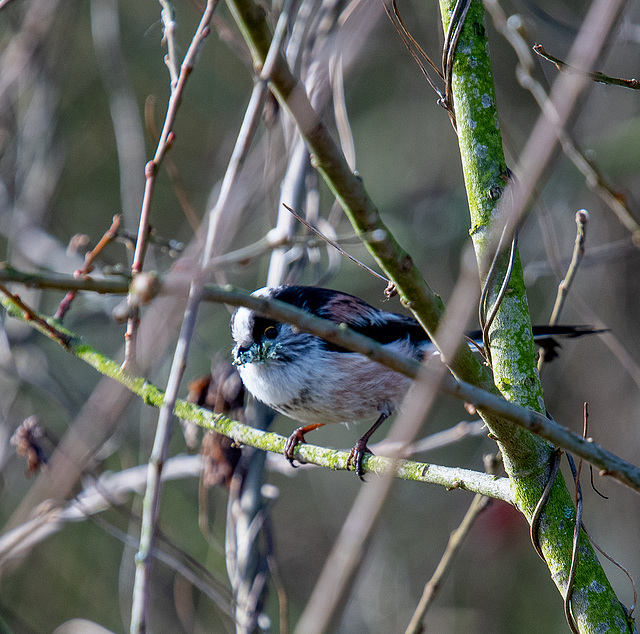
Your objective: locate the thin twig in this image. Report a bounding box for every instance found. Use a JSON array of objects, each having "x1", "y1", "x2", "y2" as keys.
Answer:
[
  {"x1": 484, "y1": 1, "x2": 640, "y2": 243},
  {"x1": 283, "y1": 204, "x2": 390, "y2": 284},
  {"x1": 123, "y1": 0, "x2": 219, "y2": 371},
  {"x1": 538, "y1": 209, "x2": 588, "y2": 372},
  {"x1": 330, "y1": 54, "x2": 356, "y2": 172},
  {"x1": 55, "y1": 215, "x2": 122, "y2": 321},
  {"x1": 405, "y1": 492, "x2": 491, "y2": 634},
  {"x1": 534, "y1": 44, "x2": 640, "y2": 90},
  {"x1": 130, "y1": 2, "x2": 216, "y2": 275},
  {"x1": 0, "y1": 264, "x2": 131, "y2": 294},
  {"x1": 383, "y1": 0, "x2": 446, "y2": 108},
  {"x1": 549, "y1": 210, "x2": 588, "y2": 326},
  {"x1": 159, "y1": 0, "x2": 180, "y2": 87},
  {"x1": 0, "y1": 284, "x2": 71, "y2": 346},
  {"x1": 144, "y1": 95, "x2": 201, "y2": 236}
]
